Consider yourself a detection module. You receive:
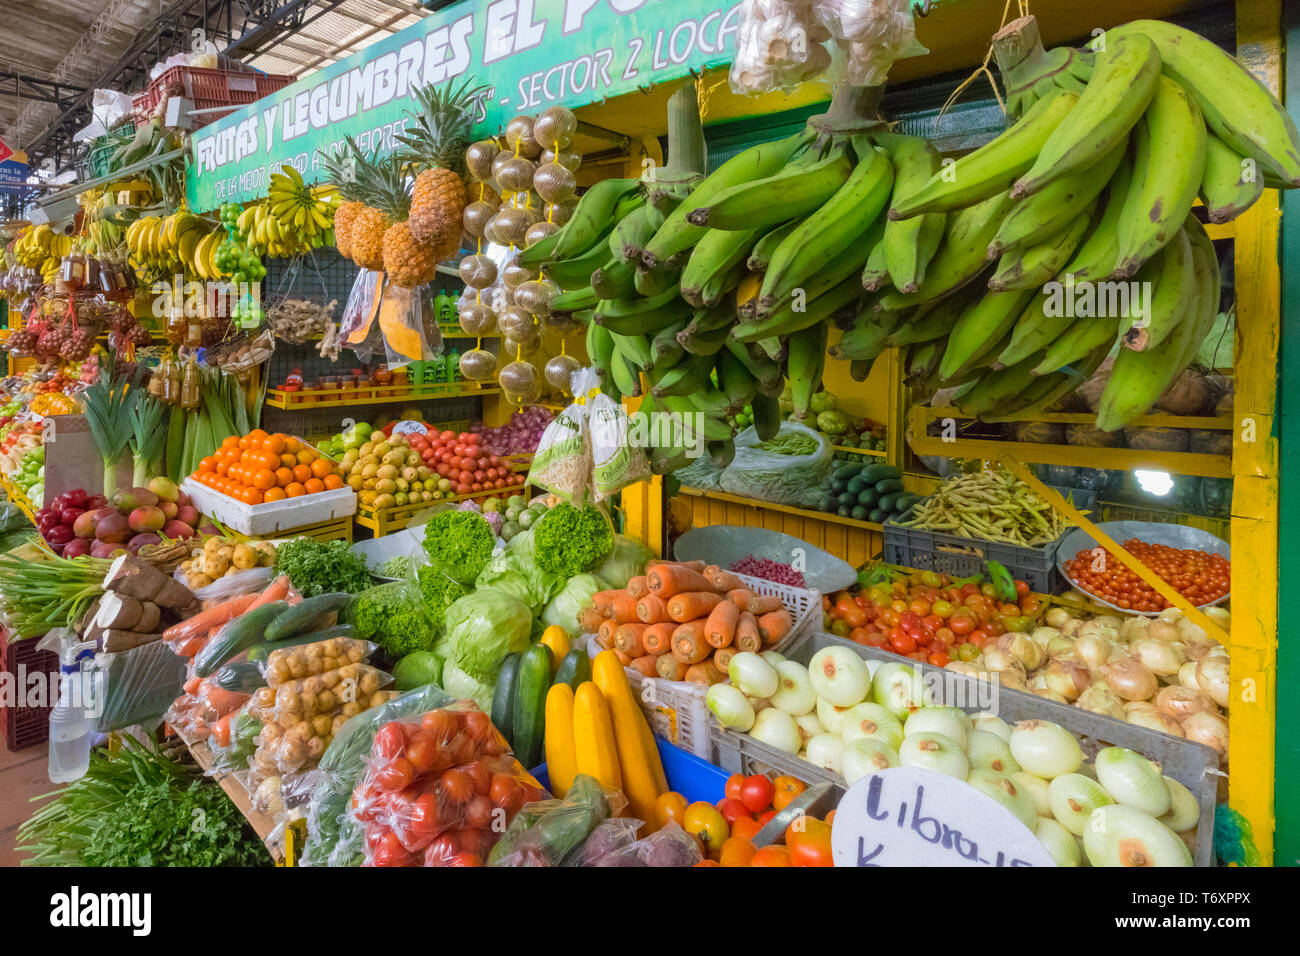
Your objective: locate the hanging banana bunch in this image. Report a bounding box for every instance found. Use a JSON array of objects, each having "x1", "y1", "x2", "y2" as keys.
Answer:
[{"x1": 838, "y1": 15, "x2": 1299, "y2": 432}]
